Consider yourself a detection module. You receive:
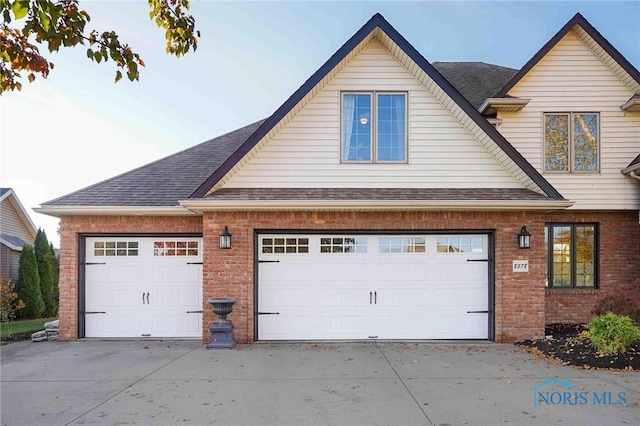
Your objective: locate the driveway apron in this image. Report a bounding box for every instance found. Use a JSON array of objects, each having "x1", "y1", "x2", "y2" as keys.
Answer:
[{"x1": 1, "y1": 340, "x2": 638, "y2": 425}]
